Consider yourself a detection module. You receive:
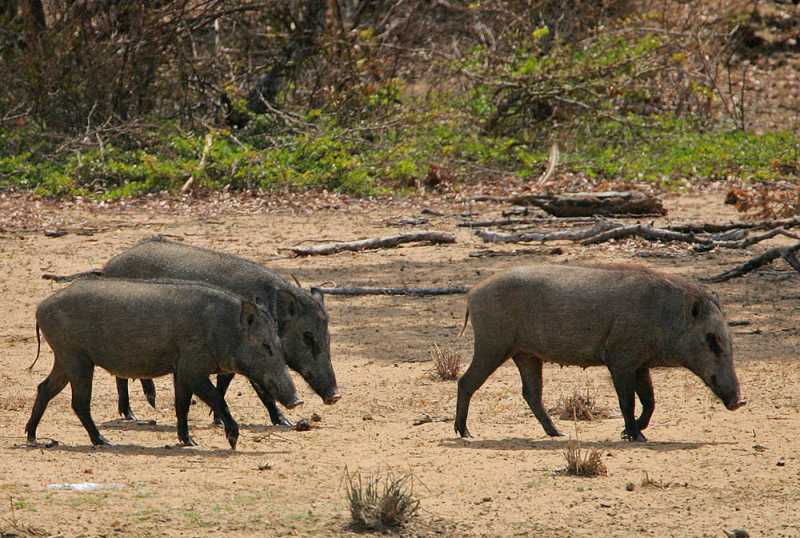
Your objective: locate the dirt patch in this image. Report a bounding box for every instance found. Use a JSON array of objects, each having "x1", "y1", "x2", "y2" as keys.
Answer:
[{"x1": 0, "y1": 192, "x2": 799, "y2": 537}]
